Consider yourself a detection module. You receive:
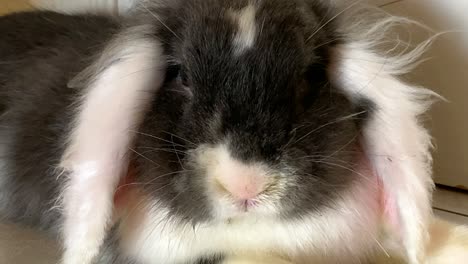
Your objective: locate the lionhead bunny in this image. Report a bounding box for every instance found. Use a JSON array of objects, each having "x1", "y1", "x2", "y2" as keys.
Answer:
[{"x1": 0, "y1": 0, "x2": 443, "y2": 263}]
